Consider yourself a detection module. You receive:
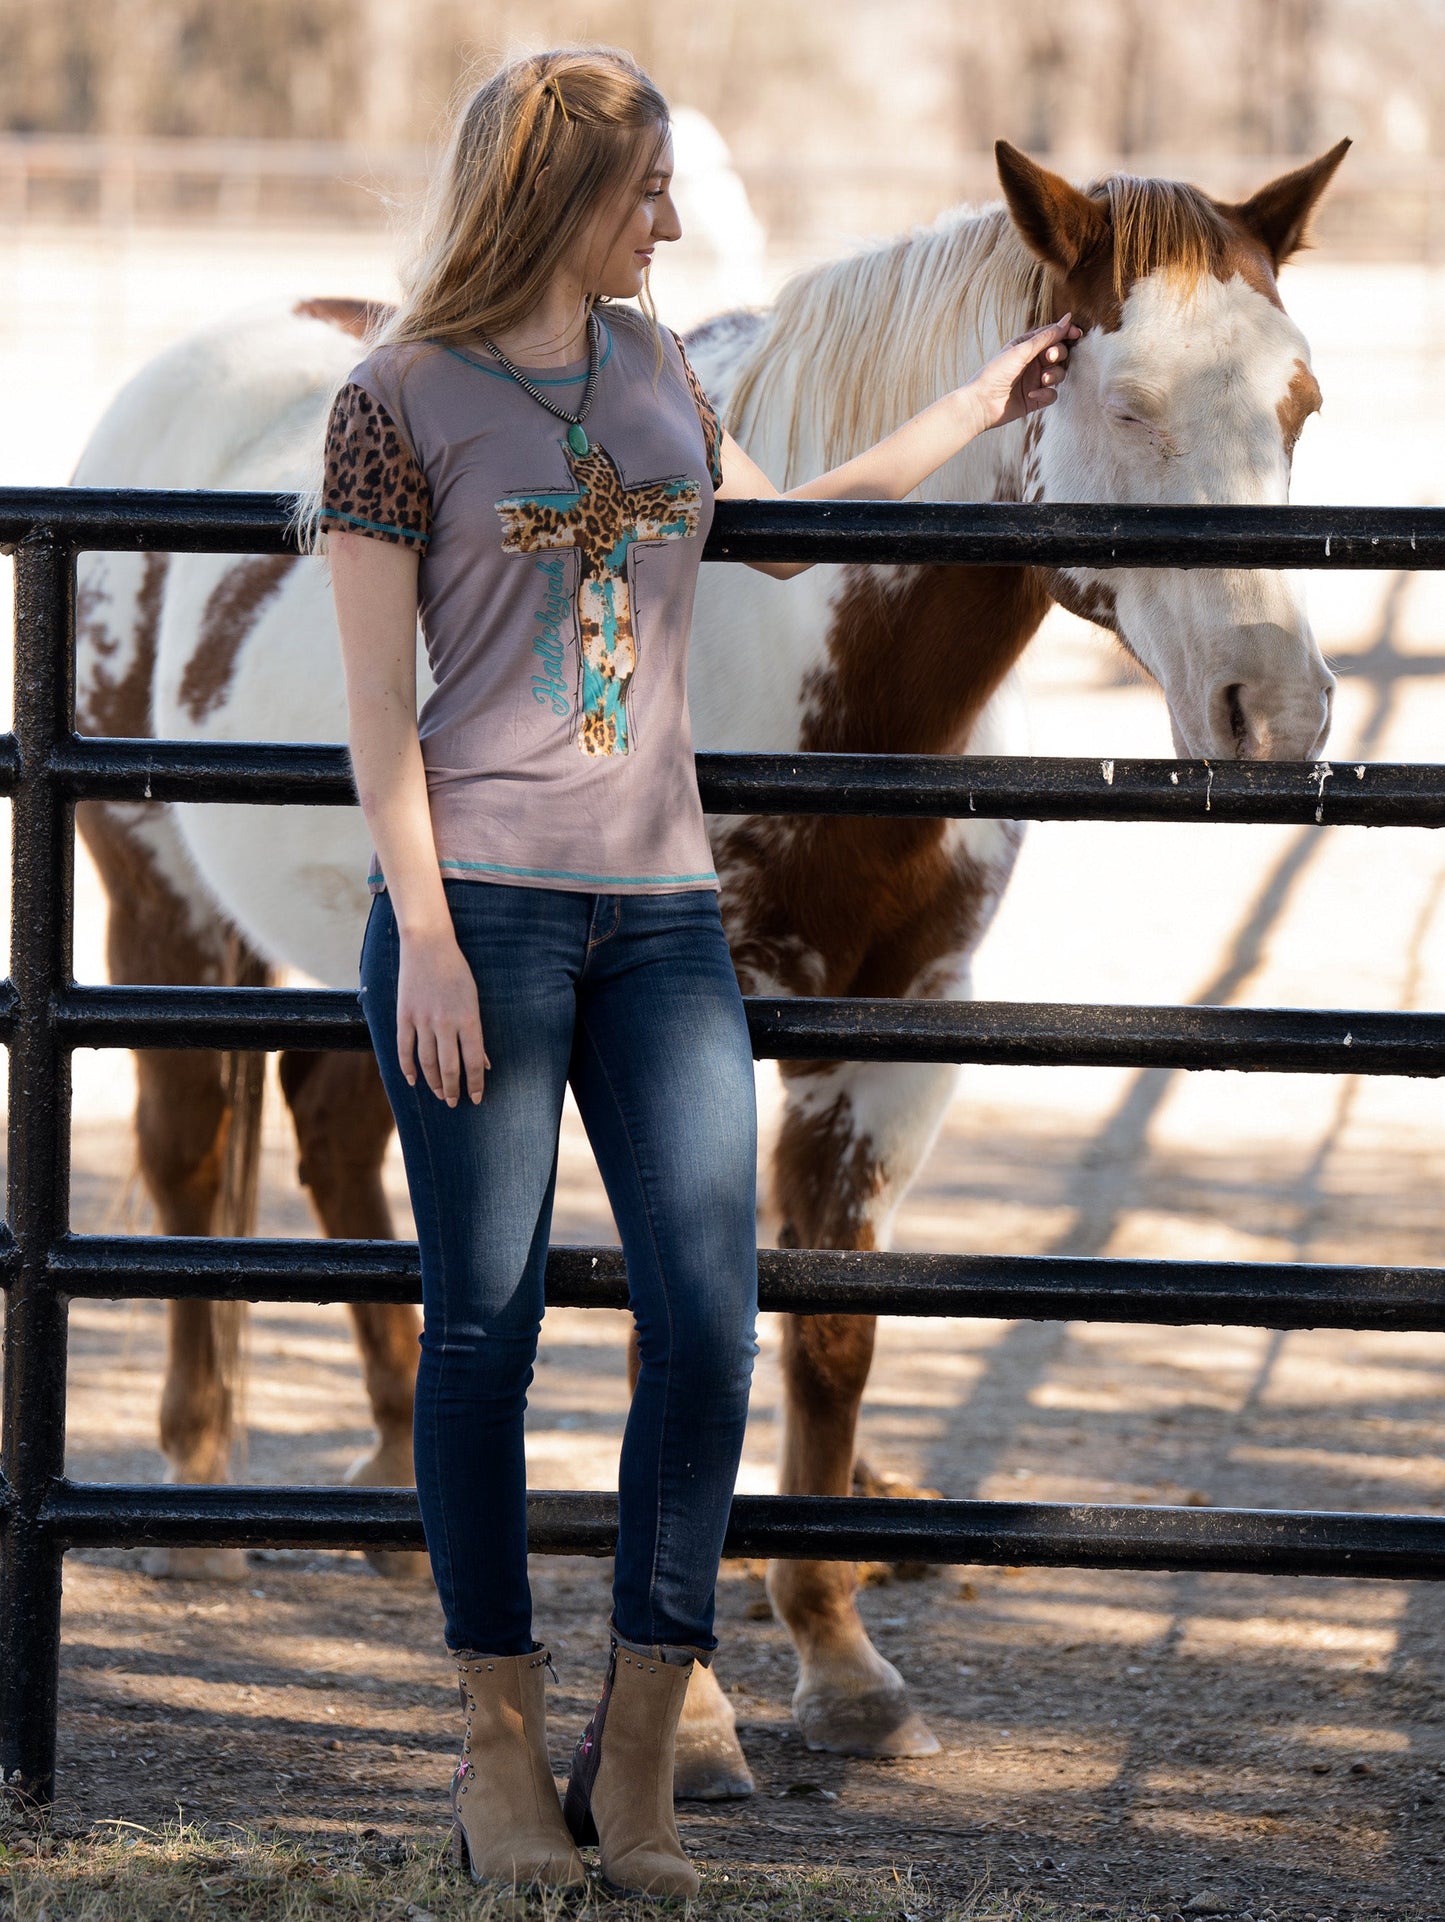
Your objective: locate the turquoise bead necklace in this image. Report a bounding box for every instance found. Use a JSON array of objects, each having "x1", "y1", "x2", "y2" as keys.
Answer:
[{"x1": 477, "y1": 310, "x2": 601, "y2": 457}]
